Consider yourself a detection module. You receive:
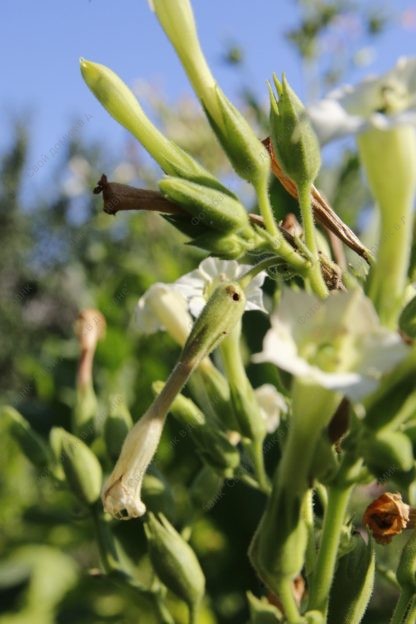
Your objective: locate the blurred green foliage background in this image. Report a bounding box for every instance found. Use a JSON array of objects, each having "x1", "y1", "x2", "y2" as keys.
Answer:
[{"x1": 0, "y1": 2, "x2": 411, "y2": 622}]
